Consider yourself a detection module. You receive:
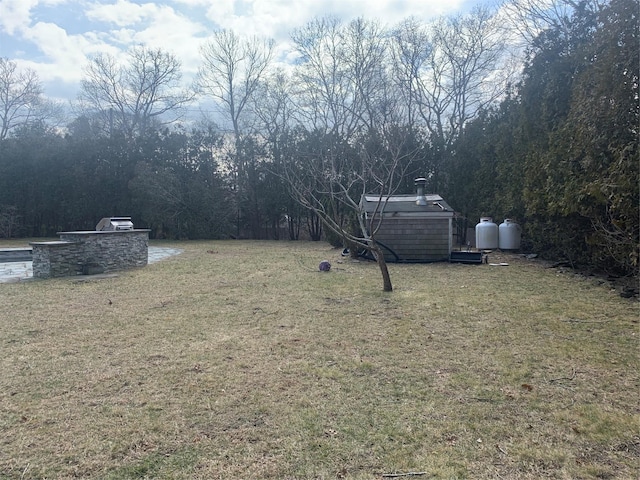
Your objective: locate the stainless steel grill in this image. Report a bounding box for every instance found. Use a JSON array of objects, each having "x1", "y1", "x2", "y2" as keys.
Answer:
[{"x1": 96, "y1": 217, "x2": 134, "y2": 231}]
